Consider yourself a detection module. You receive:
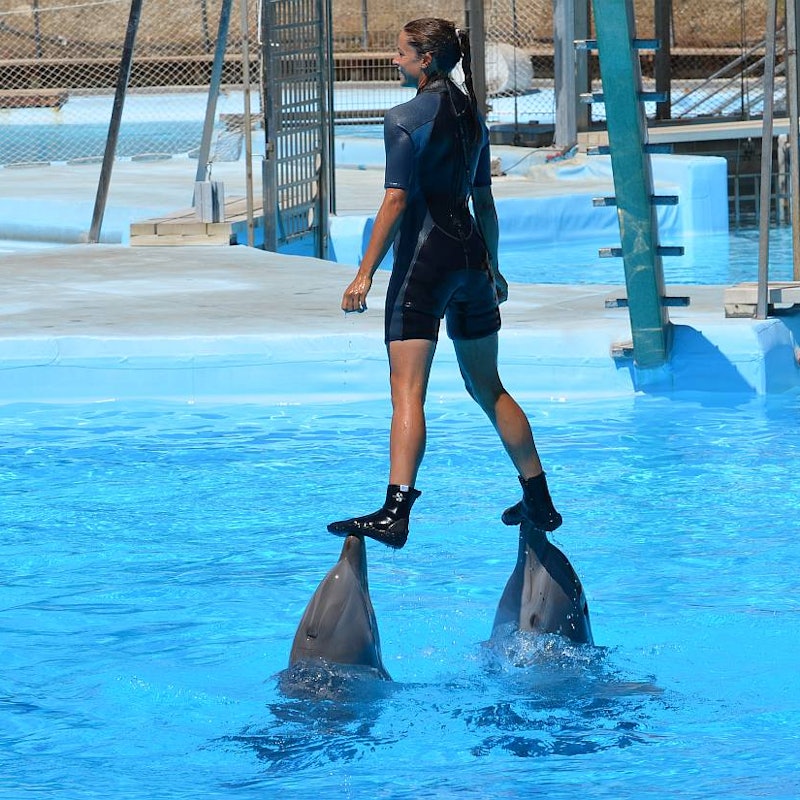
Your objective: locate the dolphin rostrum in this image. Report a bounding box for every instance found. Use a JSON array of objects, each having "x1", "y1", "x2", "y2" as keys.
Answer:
[
  {"x1": 289, "y1": 534, "x2": 391, "y2": 680},
  {"x1": 492, "y1": 520, "x2": 593, "y2": 645}
]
